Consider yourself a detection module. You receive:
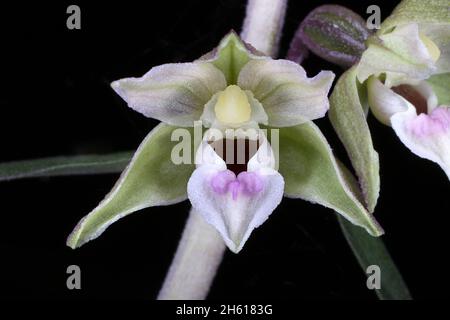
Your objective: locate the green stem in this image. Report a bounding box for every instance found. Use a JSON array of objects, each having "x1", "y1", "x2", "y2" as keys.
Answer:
[
  {"x1": 241, "y1": 0, "x2": 287, "y2": 57},
  {"x1": 157, "y1": 209, "x2": 226, "y2": 300}
]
